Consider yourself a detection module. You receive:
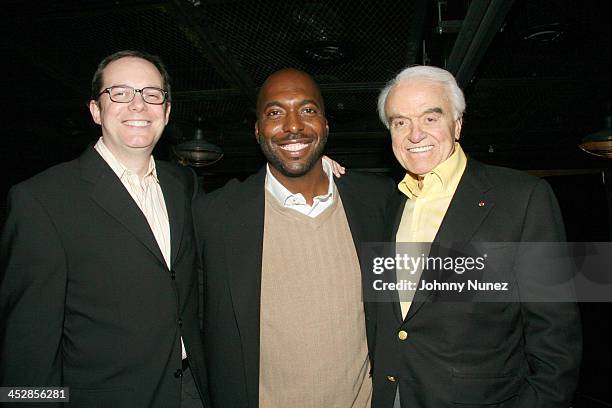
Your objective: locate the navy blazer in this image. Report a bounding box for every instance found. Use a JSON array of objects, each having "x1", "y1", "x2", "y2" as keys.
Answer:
[
  {"x1": 371, "y1": 158, "x2": 582, "y2": 408},
  {"x1": 1, "y1": 147, "x2": 208, "y2": 407}
]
